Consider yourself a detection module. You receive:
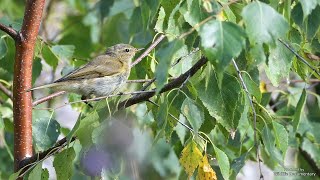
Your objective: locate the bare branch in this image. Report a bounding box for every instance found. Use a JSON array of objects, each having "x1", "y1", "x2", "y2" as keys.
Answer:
[
  {"x1": 32, "y1": 91, "x2": 66, "y2": 107},
  {"x1": 0, "y1": 83, "x2": 13, "y2": 99},
  {"x1": 130, "y1": 34, "x2": 166, "y2": 67},
  {"x1": 232, "y1": 59, "x2": 264, "y2": 180},
  {"x1": 278, "y1": 38, "x2": 320, "y2": 77},
  {"x1": 0, "y1": 23, "x2": 19, "y2": 40},
  {"x1": 118, "y1": 57, "x2": 208, "y2": 109}
]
